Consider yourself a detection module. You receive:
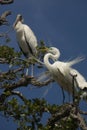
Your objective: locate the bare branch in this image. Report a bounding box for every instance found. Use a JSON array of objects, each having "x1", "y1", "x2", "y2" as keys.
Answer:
[
  {"x1": 0, "y1": 76, "x2": 54, "y2": 103},
  {"x1": 77, "y1": 113, "x2": 87, "y2": 130},
  {"x1": 0, "y1": 10, "x2": 11, "y2": 26},
  {"x1": 11, "y1": 90, "x2": 26, "y2": 102},
  {"x1": 1, "y1": 76, "x2": 54, "y2": 90},
  {"x1": 70, "y1": 105, "x2": 87, "y2": 130},
  {"x1": 80, "y1": 110, "x2": 87, "y2": 115},
  {"x1": 1, "y1": 11, "x2": 11, "y2": 18},
  {"x1": 0, "y1": 58, "x2": 8, "y2": 63},
  {"x1": 0, "y1": 0, "x2": 14, "y2": 5},
  {"x1": 48, "y1": 104, "x2": 72, "y2": 126}
]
